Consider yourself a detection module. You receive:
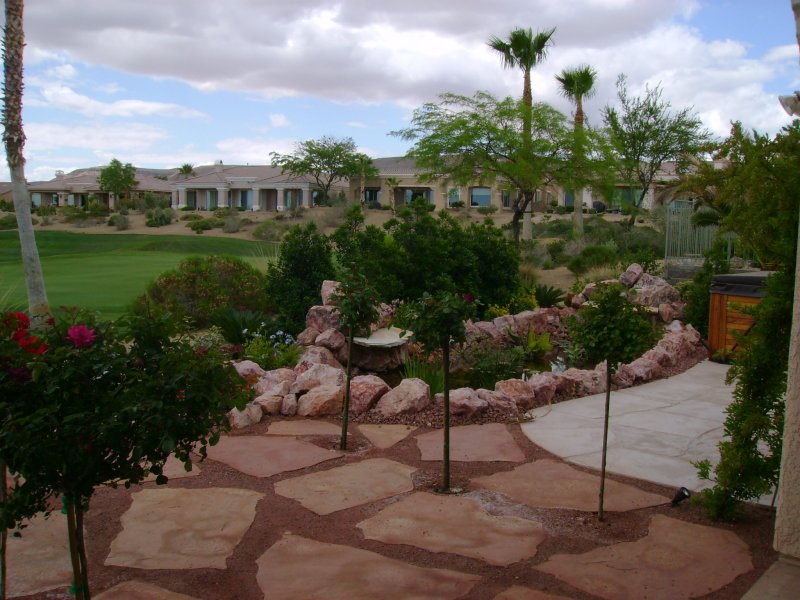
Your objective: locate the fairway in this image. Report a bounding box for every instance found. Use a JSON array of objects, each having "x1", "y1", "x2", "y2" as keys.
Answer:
[{"x1": 0, "y1": 231, "x2": 279, "y2": 319}]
